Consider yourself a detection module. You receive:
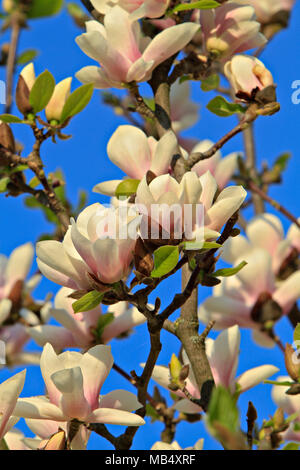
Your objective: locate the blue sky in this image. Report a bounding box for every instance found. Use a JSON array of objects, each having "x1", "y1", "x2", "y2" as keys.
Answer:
[{"x1": 0, "y1": 1, "x2": 299, "y2": 450}]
